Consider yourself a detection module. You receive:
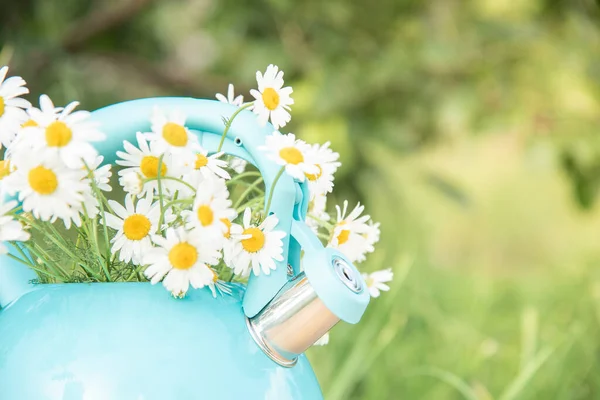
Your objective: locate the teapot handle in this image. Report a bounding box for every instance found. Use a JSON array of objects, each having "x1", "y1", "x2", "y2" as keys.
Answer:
[{"x1": 0, "y1": 98, "x2": 300, "y2": 317}]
